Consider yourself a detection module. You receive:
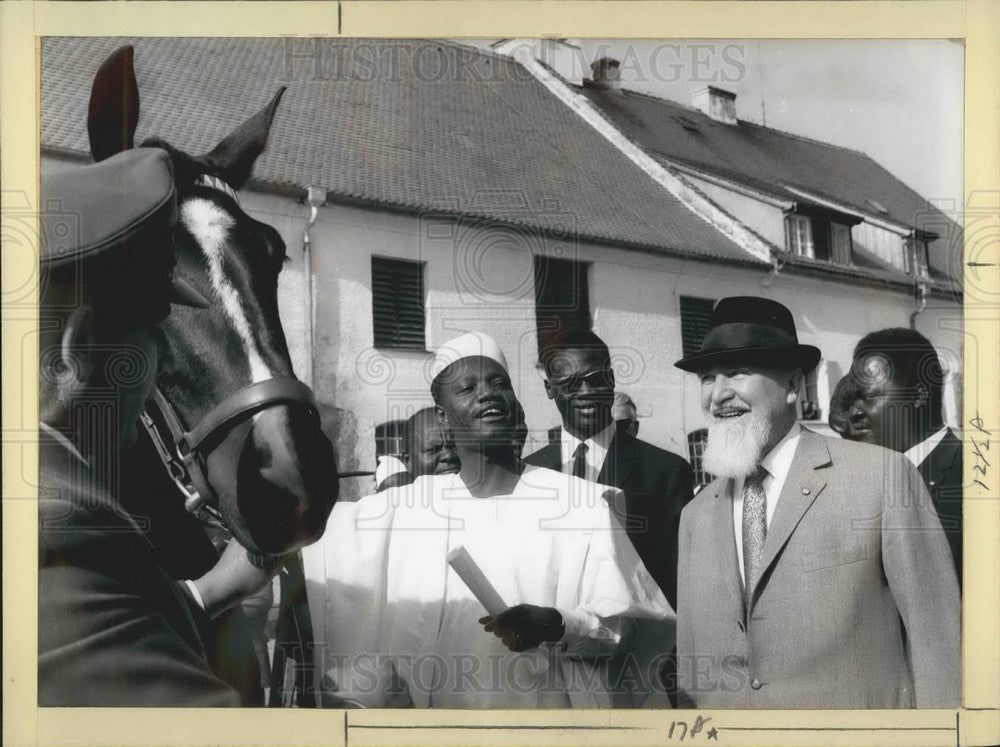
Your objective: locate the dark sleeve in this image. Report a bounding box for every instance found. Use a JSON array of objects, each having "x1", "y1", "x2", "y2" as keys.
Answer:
[
  {"x1": 38, "y1": 500, "x2": 240, "y2": 707},
  {"x1": 661, "y1": 455, "x2": 695, "y2": 610}
]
